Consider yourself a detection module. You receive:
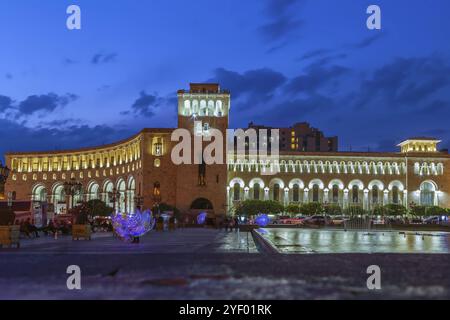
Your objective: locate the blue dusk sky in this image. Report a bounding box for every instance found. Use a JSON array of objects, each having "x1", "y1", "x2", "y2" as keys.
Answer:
[{"x1": 1, "y1": 0, "x2": 450, "y2": 159}]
